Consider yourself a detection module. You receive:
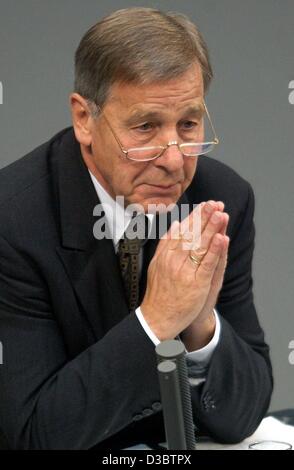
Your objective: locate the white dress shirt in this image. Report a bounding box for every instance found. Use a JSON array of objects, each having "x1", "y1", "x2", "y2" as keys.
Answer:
[{"x1": 89, "y1": 171, "x2": 221, "y2": 372}]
